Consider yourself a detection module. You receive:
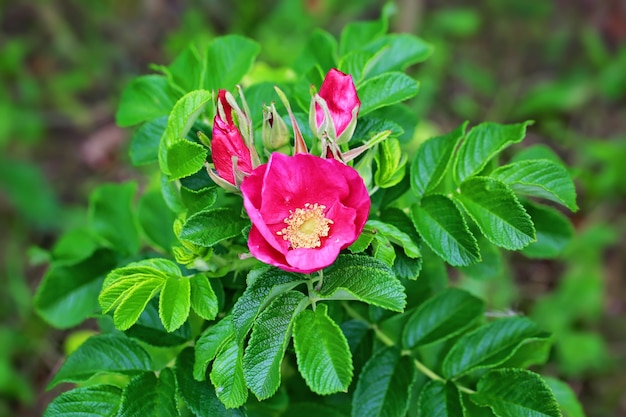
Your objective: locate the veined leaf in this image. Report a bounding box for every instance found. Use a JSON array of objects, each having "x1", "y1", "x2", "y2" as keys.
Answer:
[
  {"x1": 190, "y1": 274, "x2": 219, "y2": 320},
  {"x1": 125, "y1": 299, "x2": 191, "y2": 347},
  {"x1": 411, "y1": 122, "x2": 468, "y2": 199},
  {"x1": 204, "y1": 35, "x2": 261, "y2": 91},
  {"x1": 351, "y1": 346, "x2": 415, "y2": 417},
  {"x1": 374, "y1": 137, "x2": 408, "y2": 189},
  {"x1": 243, "y1": 291, "x2": 307, "y2": 400},
  {"x1": 543, "y1": 376, "x2": 585, "y2": 417},
  {"x1": 48, "y1": 334, "x2": 152, "y2": 389},
  {"x1": 113, "y1": 278, "x2": 164, "y2": 331},
  {"x1": 232, "y1": 268, "x2": 305, "y2": 343},
  {"x1": 442, "y1": 317, "x2": 543, "y2": 378},
  {"x1": 456, "y1": 177, "x2": 536, "y2": 250},
  {"x1": 179, "y1": 207, "x2": 248, "y2": 247},
  {"x1": 411, "y1": 194, "x2": 480, "y2": 266},
  {"x1": 417, "y1": 381, "x2": 463, "y2": 417},
  {"x1": 43, "y1": 385, "x2": 122, "y2": 417},
  {"x1": 402, "y1": 288, "x2": 484, "y2": 349},
  {"x1": 362, "y1": 33, "x2": 432, "y2": 76},
  {"x1": 522, "y1": 201, "x2": 573, "y2": 259},
  {"x1": 367, "y1": 219, "x2": 420, "y2": 258},
  {"x1": 293, "y1": 304, "x2": 353, "y2": 395},
  {"x1": 358, "y1": 72, "x2": 419, "y2": 115},
  {"x1": 491, "y1": 159, "x2": 578, "y2": 211},
  {"x1": 194, "y1": 316, "x2": 235, "y2": 381},
  {"x1": 472, "y1": 369, "x2": 561, "y2": 417},
  {"x1": 210, "y1": 336, "x2": 248, "y2": 408},
  {"x1": 339, "y1": 19, "x2": 386, "y2": 58},
  {"x1": 159, "y1": 275, "x2": 191, "y2": 332},
  {"x1": 319, "y1": 255, "x2": 406, "y2": 312},
  {"x1": 118, "y1": 369, "x2": 178, "y2": 417},
  {"x1": 454, "y1": 121, "x2": 532, "y2": 184},
  {"x1": 116, "y1": 75, "x2": 178, "y2": 127},
  {"x1": 176, "y1": 347, "x2": 246, "y2": 417}
]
